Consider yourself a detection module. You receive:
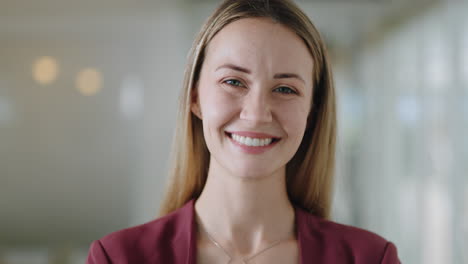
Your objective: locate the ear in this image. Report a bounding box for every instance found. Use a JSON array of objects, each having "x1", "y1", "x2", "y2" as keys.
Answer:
[{"x1": 190, "y1": 82, "x2": 202, "y2": 119}]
